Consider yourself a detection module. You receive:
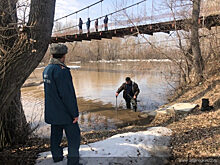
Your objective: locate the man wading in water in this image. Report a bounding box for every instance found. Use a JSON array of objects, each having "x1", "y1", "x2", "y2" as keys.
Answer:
[
  {"x1": 116, "y1": 77, "x2": 140, "y2": 111},
  {"x1": 43, "y1": 44, "x2": 80, "y2": 165}
]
